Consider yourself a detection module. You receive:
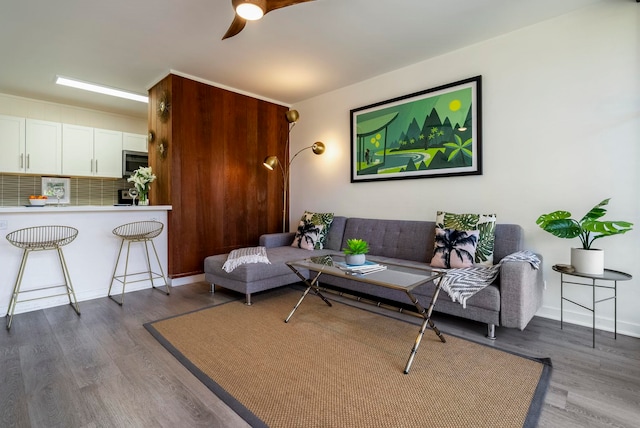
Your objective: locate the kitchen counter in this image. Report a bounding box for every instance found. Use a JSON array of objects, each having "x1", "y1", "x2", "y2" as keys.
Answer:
[
  {"x1": 0, "y1": 204, "x2": 172, "y2": 213},
  {"x1": 0, "y1": 205, "x2": 172, "y2": 316}
]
